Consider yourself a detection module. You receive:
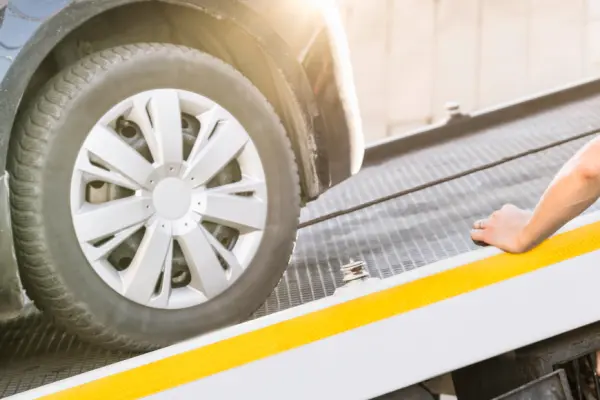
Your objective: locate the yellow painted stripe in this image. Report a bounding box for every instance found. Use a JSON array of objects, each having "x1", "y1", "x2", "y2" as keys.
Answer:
[{"x1": 41, "y1": 221, "x2": 600, "y2": 400}]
